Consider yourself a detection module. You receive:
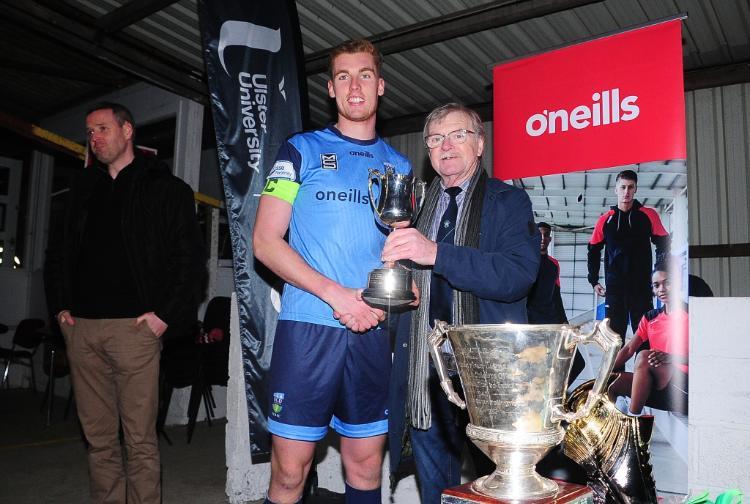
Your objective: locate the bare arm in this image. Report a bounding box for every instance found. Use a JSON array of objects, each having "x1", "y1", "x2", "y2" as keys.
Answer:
[
  {"x1": 253, "y1": 195, "x2": 383, "y2": 332},
  {"x1": 612, "y1": 333, "x2": 643, "y2": 370}
]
